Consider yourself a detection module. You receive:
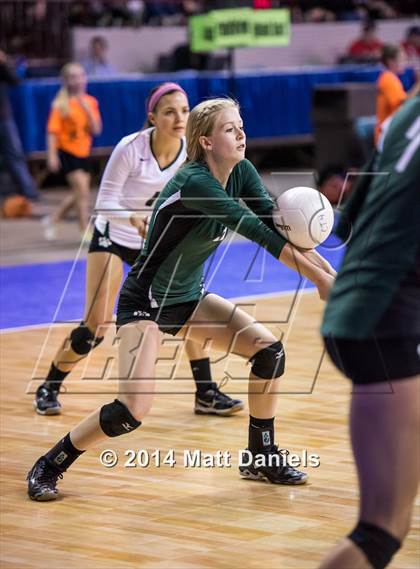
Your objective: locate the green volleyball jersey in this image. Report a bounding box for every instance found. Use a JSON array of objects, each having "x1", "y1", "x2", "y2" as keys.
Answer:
[
  {"x1": 125, "y1": 159, "x2": 287, "y2": 307},
  {"x1": 322, "y1": 97, "x2": 420, "y2": 339}
]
